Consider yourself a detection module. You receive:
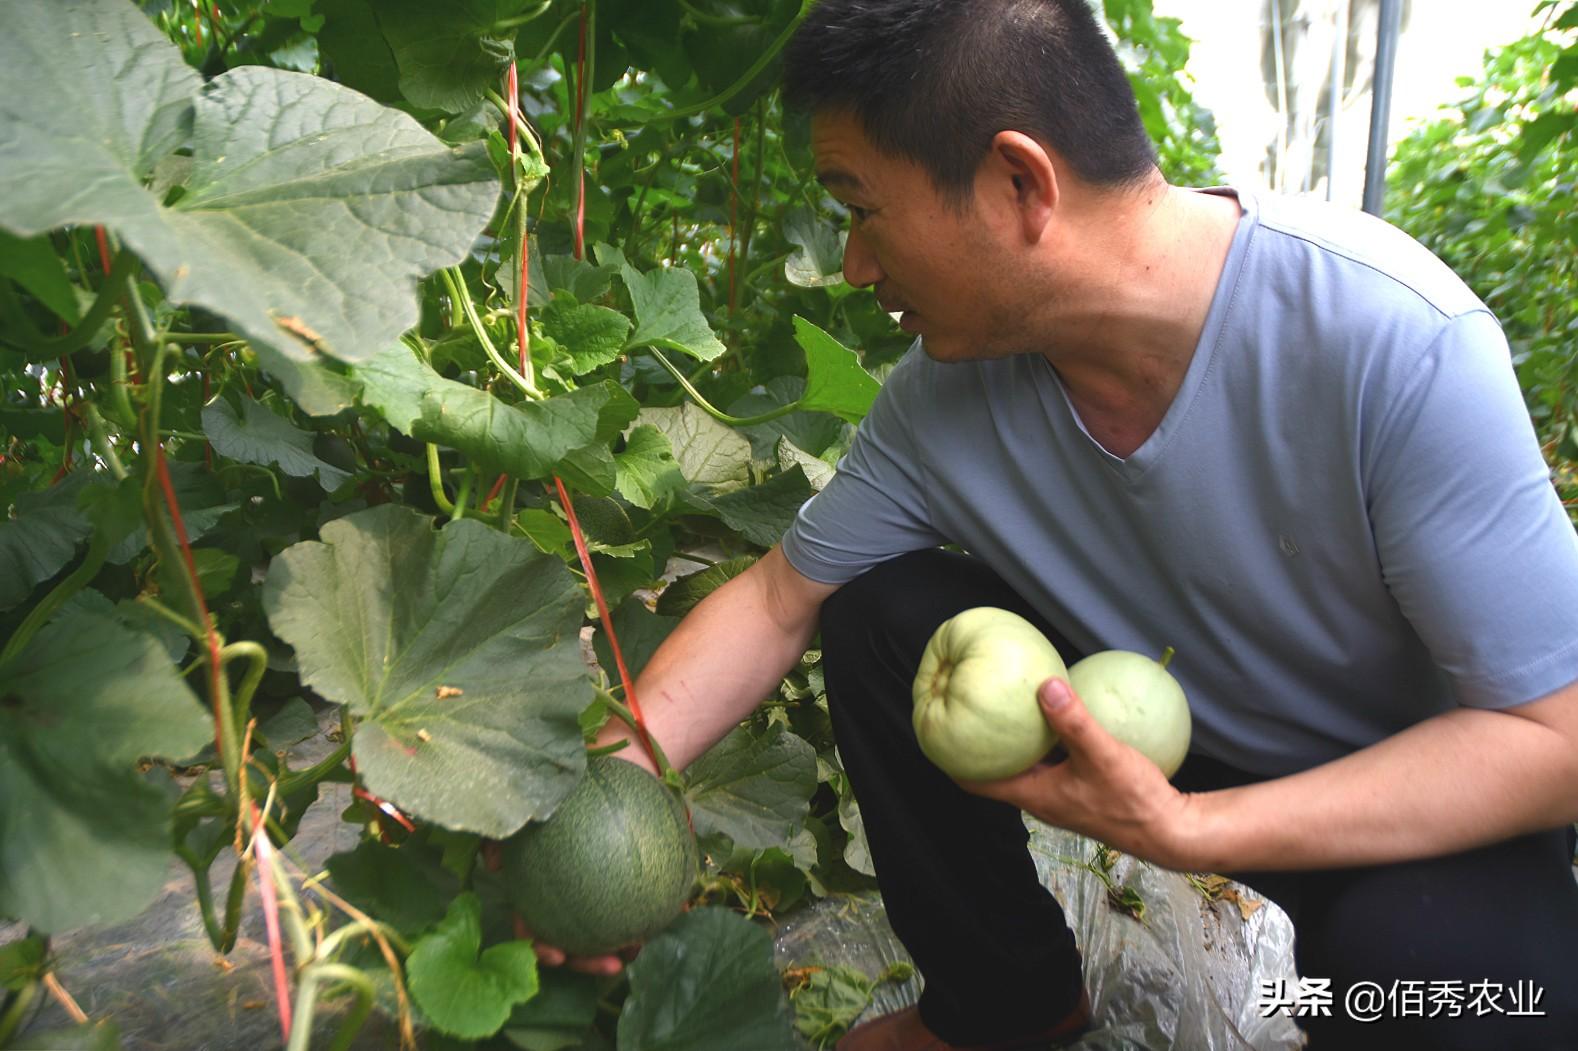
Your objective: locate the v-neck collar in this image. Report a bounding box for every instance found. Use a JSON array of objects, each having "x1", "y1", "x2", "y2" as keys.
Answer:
[{"x1": 1037, "y1": 186, "x2": 1257, "y2": 483}]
